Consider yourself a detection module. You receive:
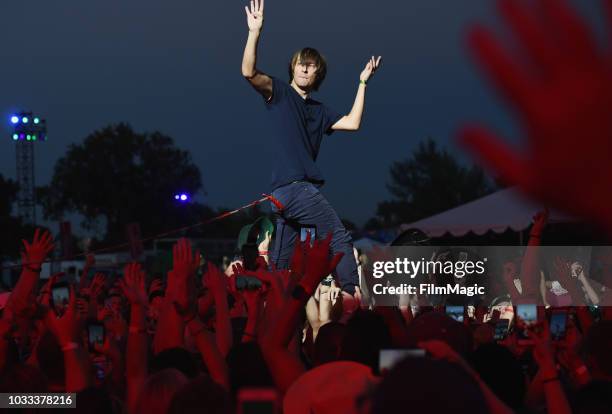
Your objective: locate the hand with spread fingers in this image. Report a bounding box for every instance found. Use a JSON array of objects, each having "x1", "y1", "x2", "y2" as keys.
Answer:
[
  {"x1": 301, "y1": 233, "x2": 344, "y2": 296},
  {"x1": 168, "y1": 239, "x2": 200, "y2": 307},
  {"x1": 172, "y1": 238, "x2": 200, "y2": 280},
  {"x1": 119, "y1": 263, "x2": 148, "y2": 307},
  {"x1": 204, "y1": 262, "x2": 228, "y2": 297},
  {"x1": 459, "y1": 0, "x2": 612, "y2": 232},
  {"x1": 245, "y1": 0, "x2": 264, "y2": 33},
  {"x1": 21, "y1": 229, "x2": 55, "y2": 269}
]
